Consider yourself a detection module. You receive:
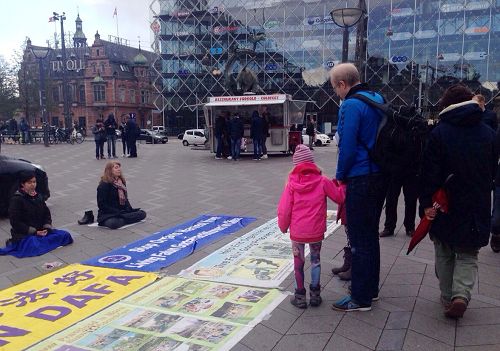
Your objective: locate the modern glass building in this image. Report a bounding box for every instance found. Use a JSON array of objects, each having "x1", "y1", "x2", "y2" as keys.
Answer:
[{"x1": 152, "y1": 0, "x2": 499, "y2": 132}]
